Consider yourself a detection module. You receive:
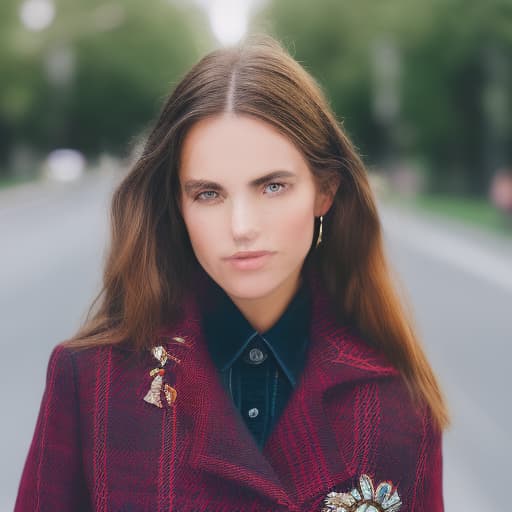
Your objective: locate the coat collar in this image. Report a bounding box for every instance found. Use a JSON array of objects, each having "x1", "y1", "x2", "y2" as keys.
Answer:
[{"x1": 154, "y1": 265, "x2": 399, "y2": 510}]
